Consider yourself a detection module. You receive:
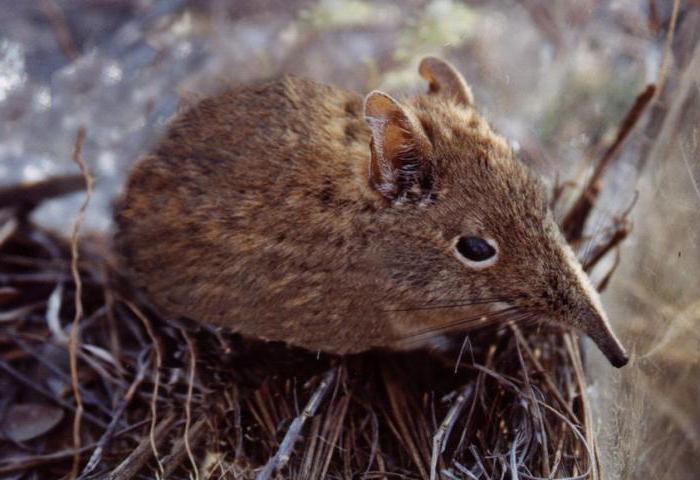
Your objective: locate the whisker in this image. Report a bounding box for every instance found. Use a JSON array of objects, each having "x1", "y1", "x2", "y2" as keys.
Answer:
[
  {"x1": 384, "y1": 294, "x2": 524, "y2": 313},
  {"x1": 449, "y1": 313, "x2": 539, "y2": 343},
  {"x1": 397, "y1": 308, "x2": 545, "y2": 347},
  {"x1": 396, "y1": 306, "x2": 521, "y2": 344}
]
